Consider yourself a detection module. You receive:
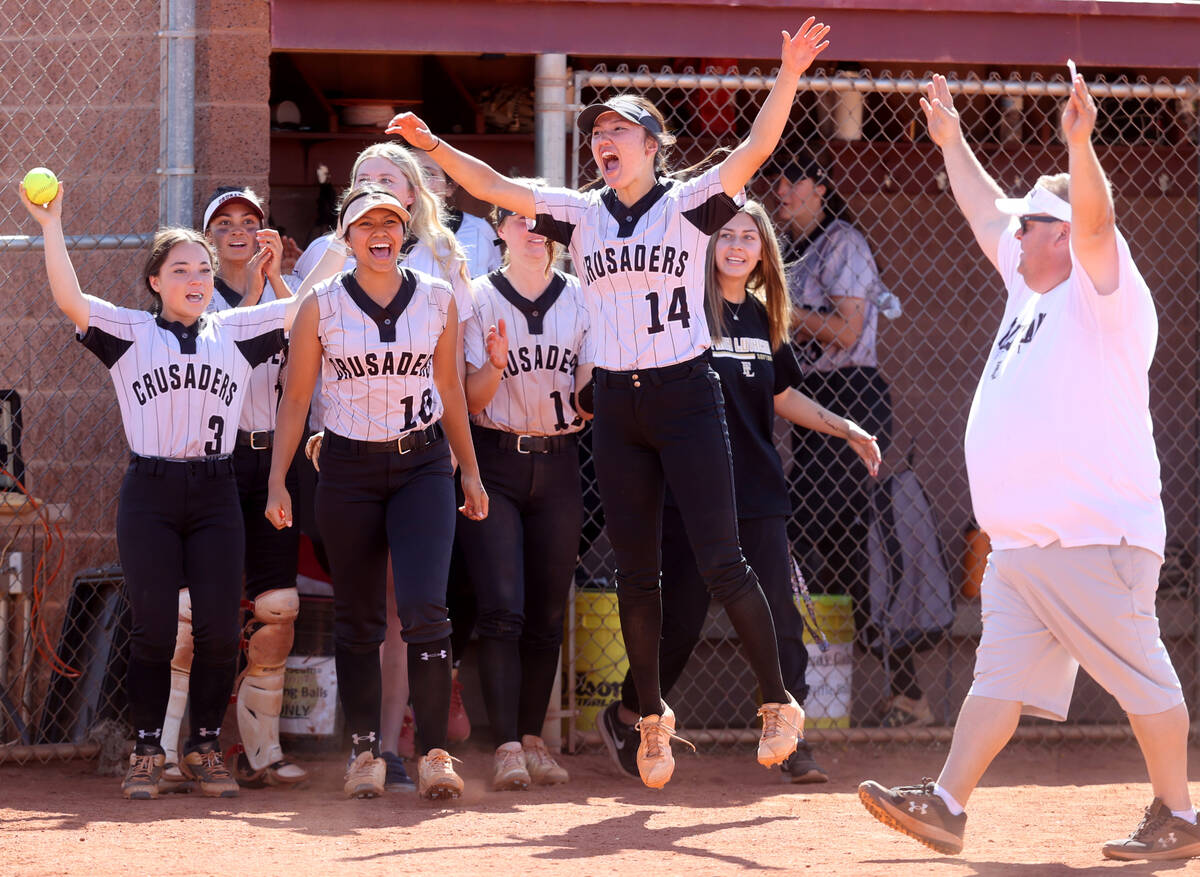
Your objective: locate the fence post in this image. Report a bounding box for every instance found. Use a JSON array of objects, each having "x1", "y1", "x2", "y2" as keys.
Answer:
[
  {"x1": 159, "y1": 0, "x2": 196, "y2": 227},
  {"x1": 535, "y1": 54, "x2": 570, "y2": 187}
]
